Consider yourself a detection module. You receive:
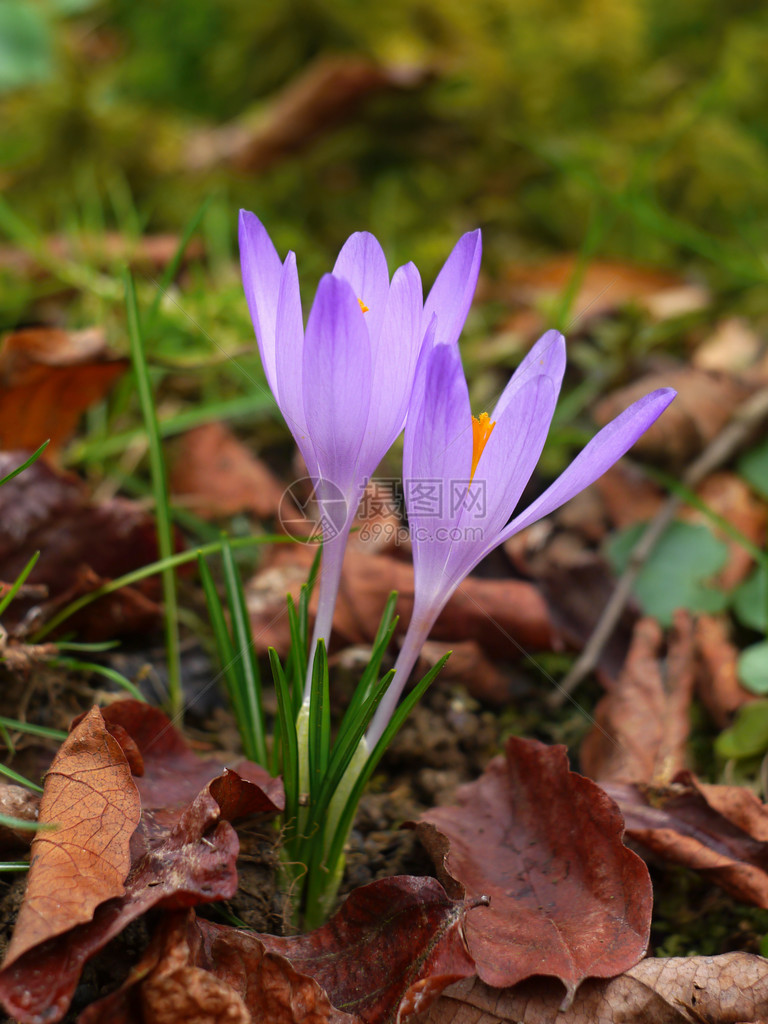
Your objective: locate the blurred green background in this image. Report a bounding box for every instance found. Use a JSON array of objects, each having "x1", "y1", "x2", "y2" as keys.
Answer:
[{"x1": 2, "y1": 0, "x2": 768, "y2": 286}]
